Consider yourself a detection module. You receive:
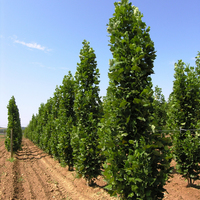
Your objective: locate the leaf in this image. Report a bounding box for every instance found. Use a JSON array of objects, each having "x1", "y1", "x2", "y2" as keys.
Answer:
[
  {"x1": 120, "y1": 99, "x2": 128, "y2": 108},
  {"x1": 104, "y1": 184, "x2": 113, "y2": 191},
  {"x1": 122, "y1": 140, "x2": 127, "y2": 144},
  {"x1": 126, "y1": 115, "x2": 130, "y2": 124},
  {"x1": 137, "y1": 117, "x2": 146, "y2": 121},
  {"x1": 131, "y1": 65, "x2": 141, "y2": 72},
  {"x1": 129, "y1": 140, "x2": 134, "y2": 144},
  {"x1": 133, "y1": 98, "x2": 141, "y2": 104},
  {"x1": 136, "y1": 46, "x2": 141, "y2": 53}
]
